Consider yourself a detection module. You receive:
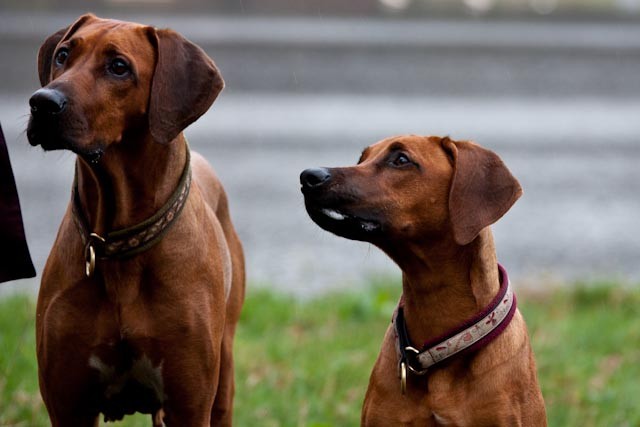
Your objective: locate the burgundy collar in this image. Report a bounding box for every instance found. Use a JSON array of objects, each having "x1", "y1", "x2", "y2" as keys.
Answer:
[{"x1": 393, "y1": 264, "x2": 517, "y2": 394}]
